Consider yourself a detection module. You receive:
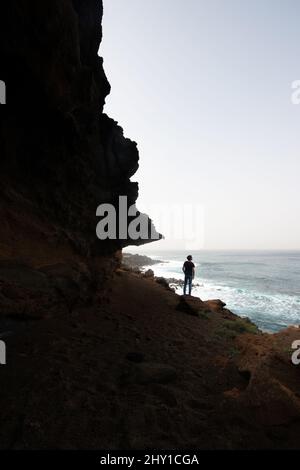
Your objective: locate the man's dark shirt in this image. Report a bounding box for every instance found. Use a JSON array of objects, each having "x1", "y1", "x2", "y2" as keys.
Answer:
[{"x1": 183, "y1": 261, "x2": 195, "y2": 276}]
